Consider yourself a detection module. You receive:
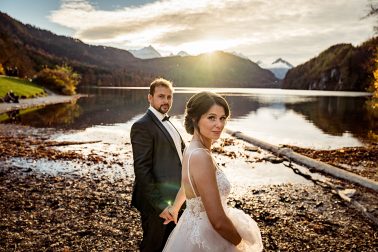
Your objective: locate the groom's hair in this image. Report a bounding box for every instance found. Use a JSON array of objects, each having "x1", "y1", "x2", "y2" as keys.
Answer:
[
  {"x1": 184, "y1": 91, "x2": 230, "y2": 135},
  {"x1": 149, "y1": 78, "x2": 173, "y2": 95}
]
